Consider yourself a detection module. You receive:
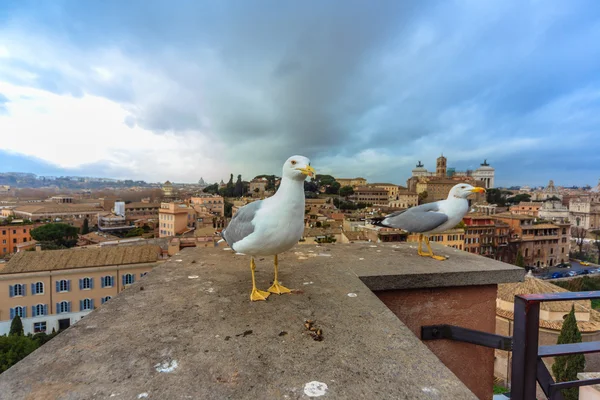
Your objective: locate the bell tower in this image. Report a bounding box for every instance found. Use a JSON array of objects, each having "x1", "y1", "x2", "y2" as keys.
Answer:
[{"x1": 436, "y1": 155, "x2": 447, "y2": 177}]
